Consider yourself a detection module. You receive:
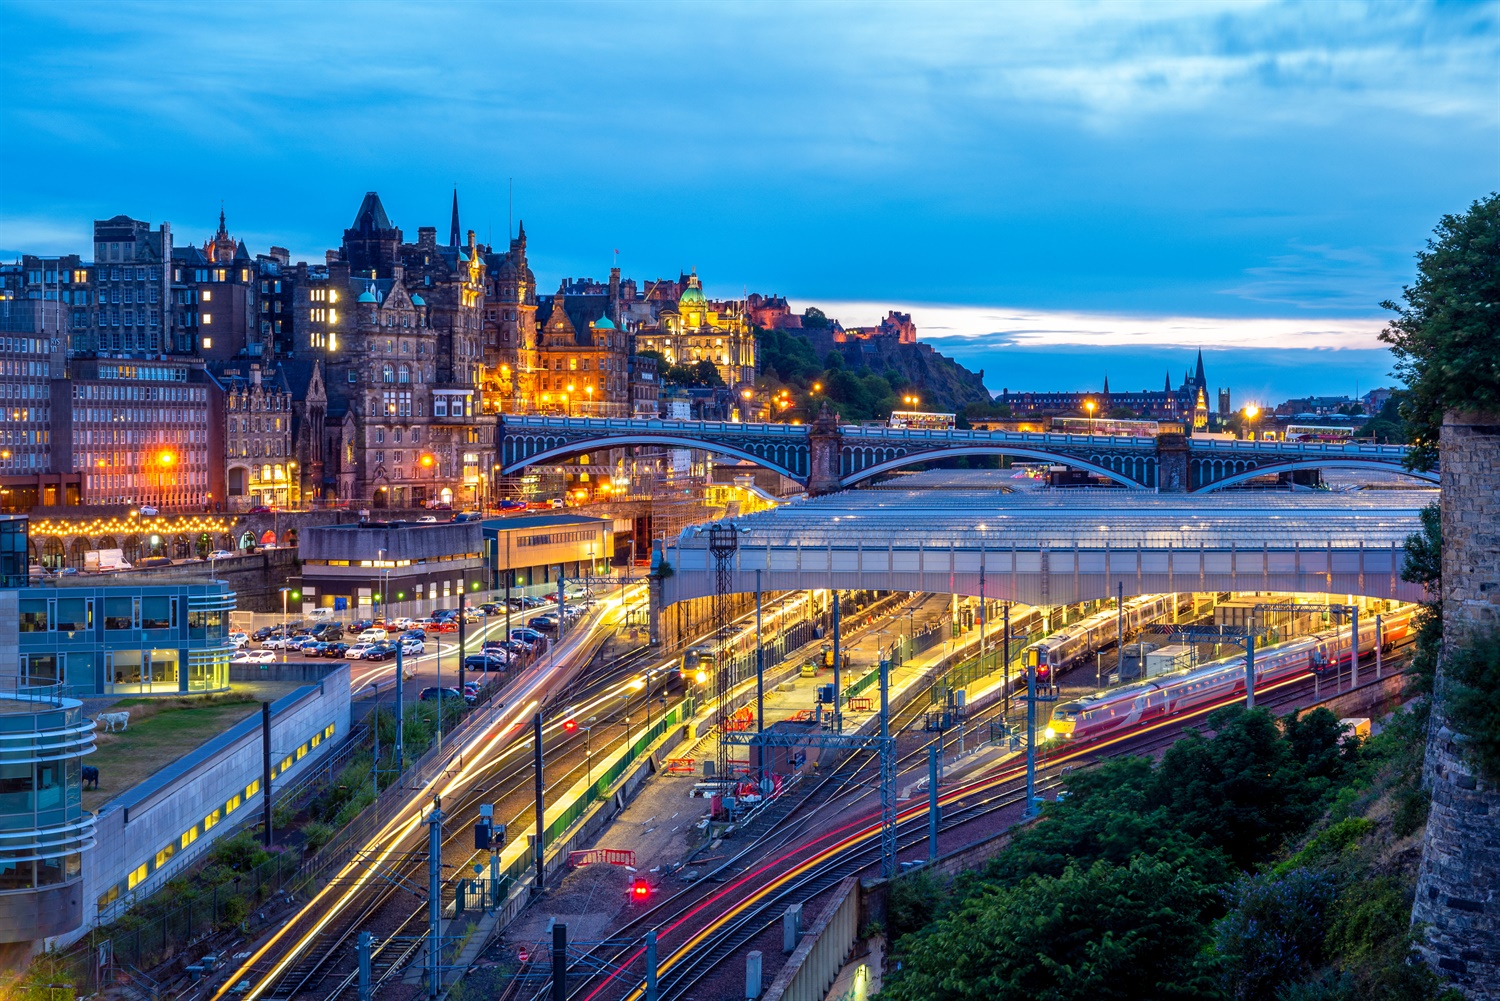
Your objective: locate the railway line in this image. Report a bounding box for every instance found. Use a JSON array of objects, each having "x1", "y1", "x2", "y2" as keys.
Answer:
[{"x1": 548, "y1": 638, "x2": 1412, "y2": 1001}]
